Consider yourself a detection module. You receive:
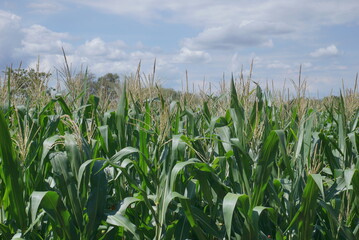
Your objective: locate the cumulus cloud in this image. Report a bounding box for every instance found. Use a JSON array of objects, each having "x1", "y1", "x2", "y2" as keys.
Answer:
[
  {"x1": 0, "y1": 10, "x2": 22, "y2": 66},
  {"x1": 70, "y1": 0, "x2": 359, "y2": 68},
  {"x1": 0, "y1": 16, "x2": 139, "y2": 75},
  {"x1": 71, "y1": 38, "x2": 170, "y2": 76},
  {"x1": 310, "y1": 45, "x2": 339, "y2": 58},
  {"x1": 0, "y1": 19, "x2": 81, "y2": 72},
  {"x1": 173, "y1": 47, "x2": 211, "y2": 63},
  {"x1": 3, "y1": 21, "x2": 170, "y2": 77},
  {"x1": 0, "y1": 10, "x2": 72, "y2": 69},
  {"x1": 183, "y1": 22, "x2": 289, "y2": 50},
  {"x1": 1, "y1": 0, "x2": 357, "y2": 95},
  {"x1": 0, "y1": 10, "x2": 21, "y2": 29},
  {"x1": 71, "y1": 0, "x2": 359, "y2": 29},
  {"x1": 77, "y1": 38, "x2": 127, "y2": 60},
  {"x1": 15, "y1": 24, "x2": 72, "y2": 57}
]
